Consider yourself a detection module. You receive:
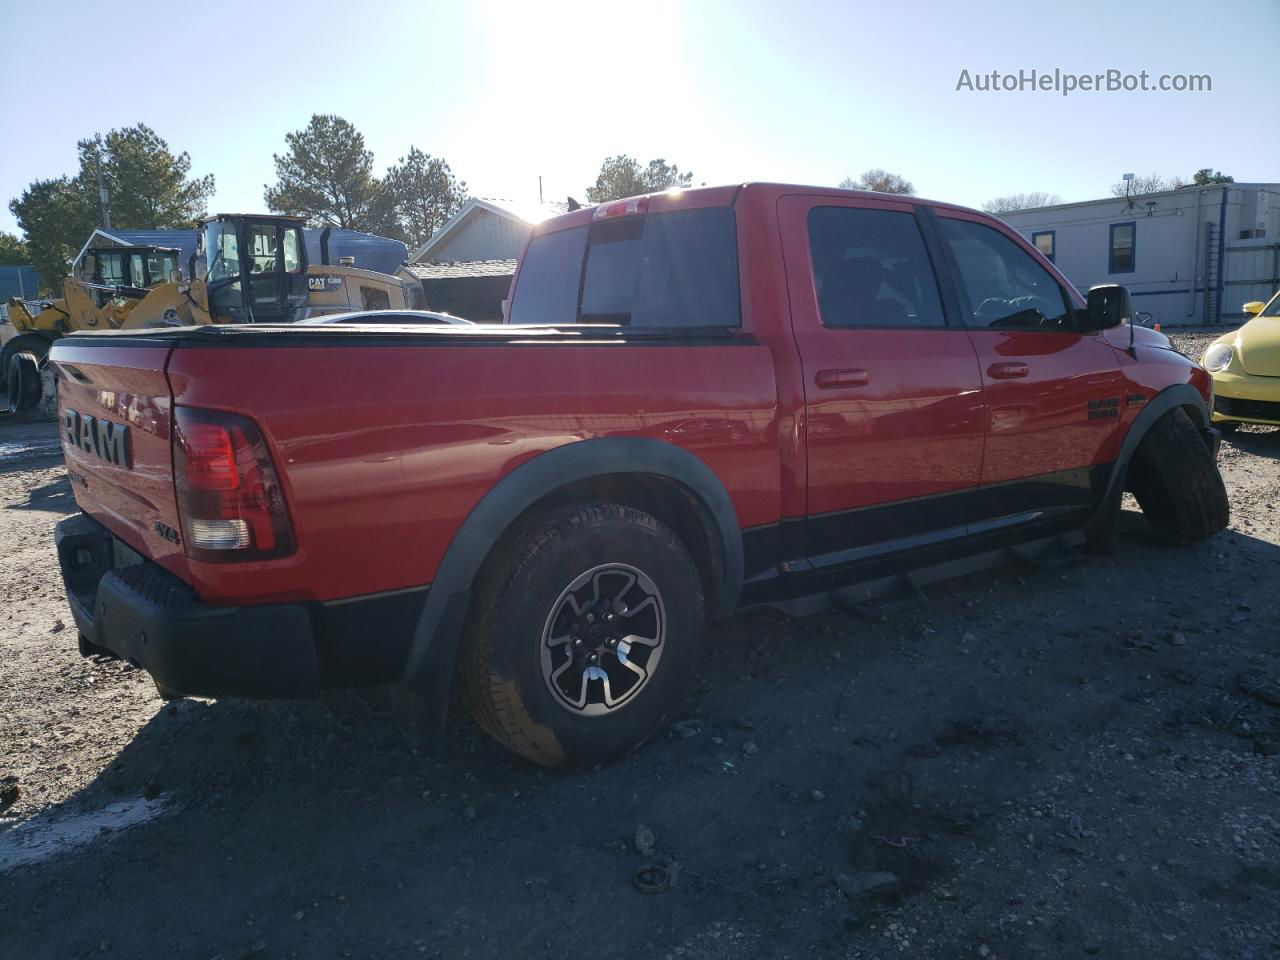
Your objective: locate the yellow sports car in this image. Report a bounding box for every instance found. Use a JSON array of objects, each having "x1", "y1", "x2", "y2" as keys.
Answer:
[{"x1": 1202, "y1": 291, "x2": 1280, "y2": 431}]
